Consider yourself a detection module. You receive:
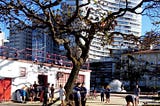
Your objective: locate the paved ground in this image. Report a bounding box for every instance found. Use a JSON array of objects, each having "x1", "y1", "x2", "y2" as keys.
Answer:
[{"x1": 0, "y1": 93, "x2": 158, "y2": 106}]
